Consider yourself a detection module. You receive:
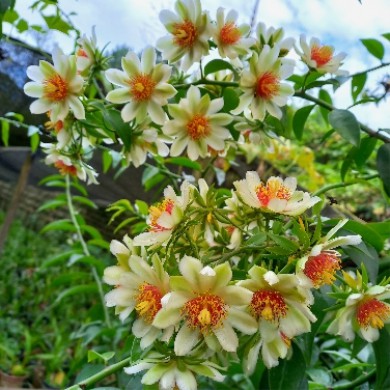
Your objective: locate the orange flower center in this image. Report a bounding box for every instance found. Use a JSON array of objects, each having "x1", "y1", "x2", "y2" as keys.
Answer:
[
  {"x1": 149, "y1": 198, "x2": 174, "y2": 232},
  {"x1": 220, "y1": 22, "x2": 241, "y2": 45},
  {"x1": 255, "y1": 178, "x2": 292, "y2": 207},
  {"x1": 255, "y1": 72, "x2": 280, "y2": 100},
  {"x1": 54, "y1": 160, "x2": 77, "y2": 176},
  {"x1": 173, "y1": 20, "x2": 198, "y2": 48},
  {"x1": 310, "y1": 45, "x2": 334, "y2": 67},
  {"x1": 44, "y1": 74, "x2": 68, "y2": 102},
  {"x1": 183, "y1": 293, "x2": 227, "y2": 332},
  {"x1": 250, "y1": 290, "x2": 287, "y2": 322},
  {"x1": 304, "y1": 251, "x2": 341, "y2": 288},
  {"x1": 187, "y1": 114, "x2": 210, "y2": 140},
  {"x1": 129, "y1": 74, "x2": 156, "y2": 102},
  {"x1": 77, "y1": 48, "x2": 88, "y2": 58},
  {"x1": 135, "y1": 283, "x2": 163, "y2": 323},
  {"x1": 356, "y1": 298, "x2": 390, "y2": 330}
]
